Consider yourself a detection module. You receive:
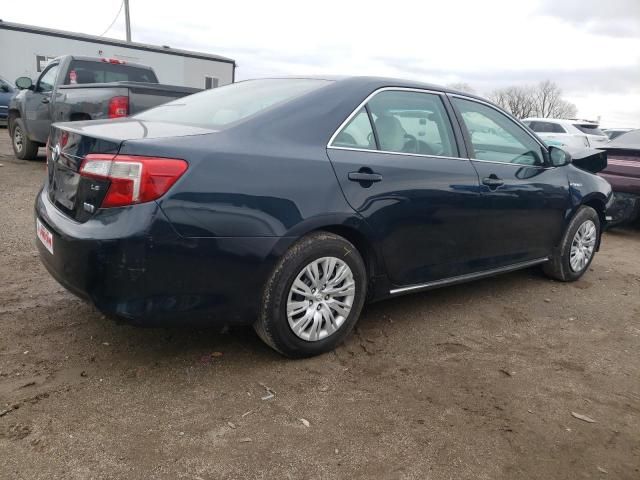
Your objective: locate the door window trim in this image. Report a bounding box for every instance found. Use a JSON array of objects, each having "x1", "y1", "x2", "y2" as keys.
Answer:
[
  {"x1": 36, "y1": 62, "x2": 60, "y2": 93},
  {"x1": 327, "y1": 87, "x2": 465, "y2": 161}
]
